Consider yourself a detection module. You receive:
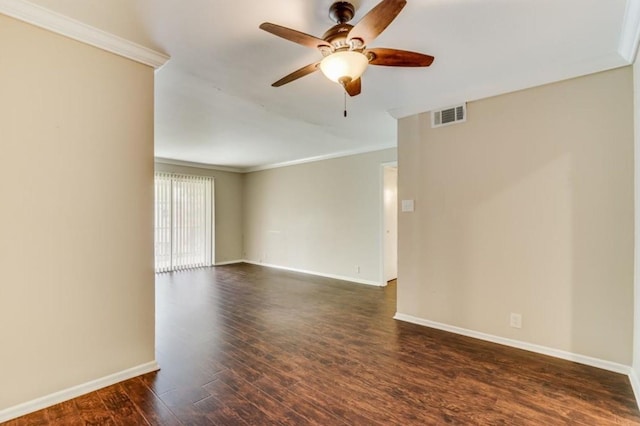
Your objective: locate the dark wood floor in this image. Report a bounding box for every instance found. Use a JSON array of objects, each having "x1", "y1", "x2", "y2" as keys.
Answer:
[{"x1": 6, "y1": 263, "x2": 640, "y2": 425}]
